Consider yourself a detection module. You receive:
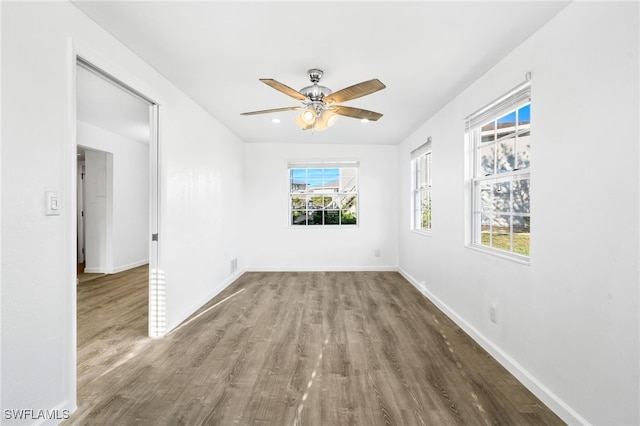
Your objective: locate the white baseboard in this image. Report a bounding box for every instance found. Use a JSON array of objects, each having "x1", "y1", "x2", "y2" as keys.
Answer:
[
  {"x1": 245, "y1": 265, "x2": 399, "y2": 272},
  {"x1": 30, "y1": 399, "x2": 74, "y2": 426},
  {"x1": 83, "y1": 260, "x2": 148, "y2": 275},
  {"x1": 111, "y1": 260, "x2": 148, "y2": 274},
  {"x1": 164, "y1": 268, "x2": 247, "y2": 334},
  {"x1": 397, "y1": 267, "x2": 589, "y2": 426}
]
